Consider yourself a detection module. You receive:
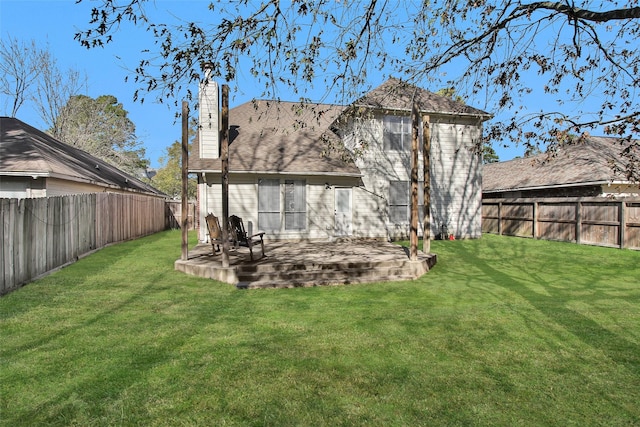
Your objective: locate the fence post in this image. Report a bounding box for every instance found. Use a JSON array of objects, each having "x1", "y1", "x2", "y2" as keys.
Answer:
[
  {"x1": 620, "y1": 201, "x2": 626, "y2": 249},
  {"x1": 532, "y1": 201, "x2": 538, "y2": 239},
  {"x1": 498, "y1": 201, "x2": 503, "y2": 235},
  {"x1": 575, "y1": 201, "x2": 582, "y2": 244}
]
